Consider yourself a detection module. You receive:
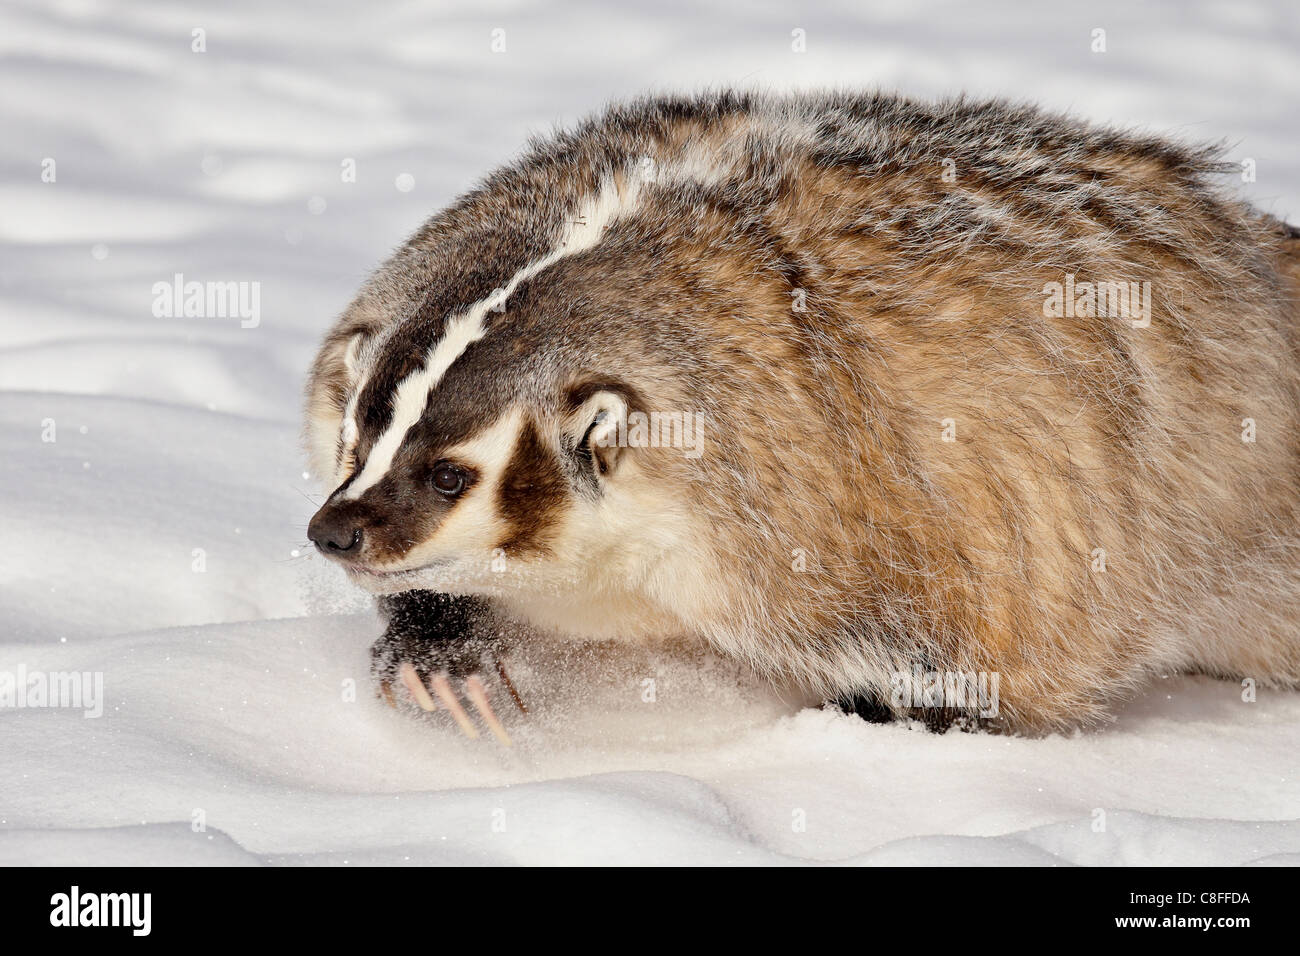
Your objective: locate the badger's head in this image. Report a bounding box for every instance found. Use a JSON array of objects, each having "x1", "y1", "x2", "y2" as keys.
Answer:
[{"x1": 304, "y1": 178, "x2": 714, "y2": 637}]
